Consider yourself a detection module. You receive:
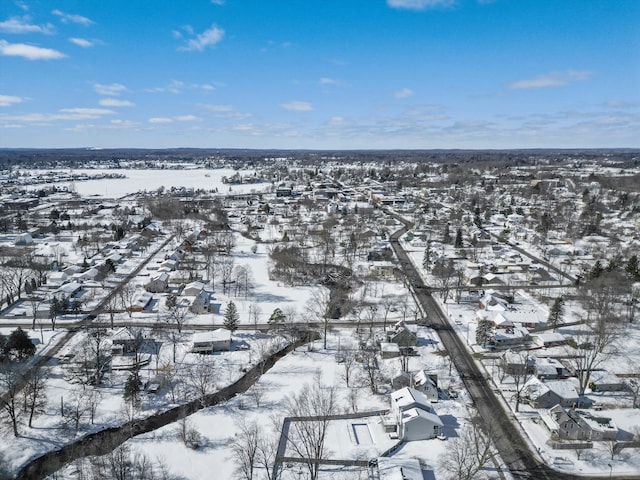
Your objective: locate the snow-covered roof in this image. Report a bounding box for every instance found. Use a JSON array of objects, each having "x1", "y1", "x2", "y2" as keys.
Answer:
[
  {"x1": 192, "y1": 329, "x2": 231, "y2": 344},
  {"x1": 390, "y1": 387, "x2": 434, "y2": 414}
]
